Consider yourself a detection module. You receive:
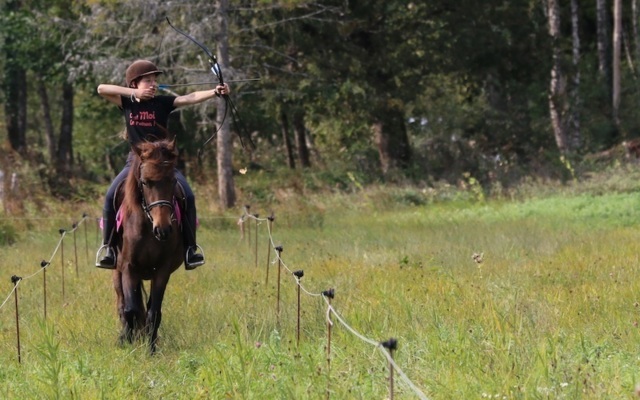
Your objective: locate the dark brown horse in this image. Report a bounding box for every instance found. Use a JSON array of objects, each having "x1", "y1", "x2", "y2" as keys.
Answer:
[{"x1": 112, "y1": 138, "x2": 184, "y2": 353}]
